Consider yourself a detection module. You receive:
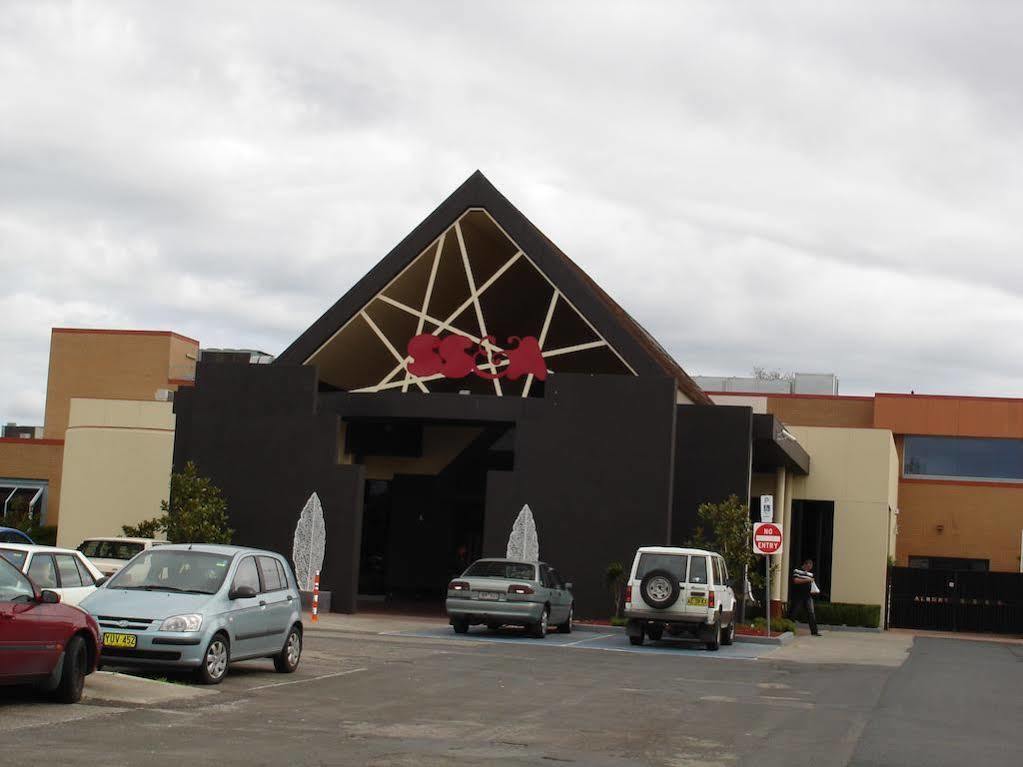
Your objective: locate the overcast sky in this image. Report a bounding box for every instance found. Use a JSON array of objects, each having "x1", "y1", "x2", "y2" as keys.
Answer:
[{"x1": 3, "y1": 1, "x2": 1022, "y2": 425}]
